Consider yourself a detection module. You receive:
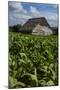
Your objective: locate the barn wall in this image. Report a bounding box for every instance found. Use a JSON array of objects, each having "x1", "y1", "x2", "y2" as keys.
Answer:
[{"x1": 32, "y1": 24, "x2": 53, "y2": 35}]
